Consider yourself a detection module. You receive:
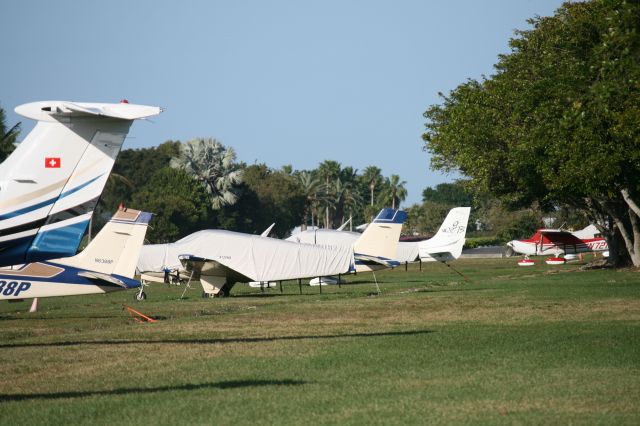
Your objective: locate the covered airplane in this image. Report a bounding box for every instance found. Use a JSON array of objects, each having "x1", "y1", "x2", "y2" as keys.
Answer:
[
  {"x1": 0, "y1": 100, "x2": 161, "y2": 267},
  {"x1": 288, "y1": 207, "x2": 471, "y2": 264},
  {"x1": 0, "y1": 207, "x2": 152, "y2": 301},
  {"x1": 506, "y1": 225, "x2": 608, "y2": 256},
  {"x1": 137, "y1": 208, "x2": 407, "y2": 297}
]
